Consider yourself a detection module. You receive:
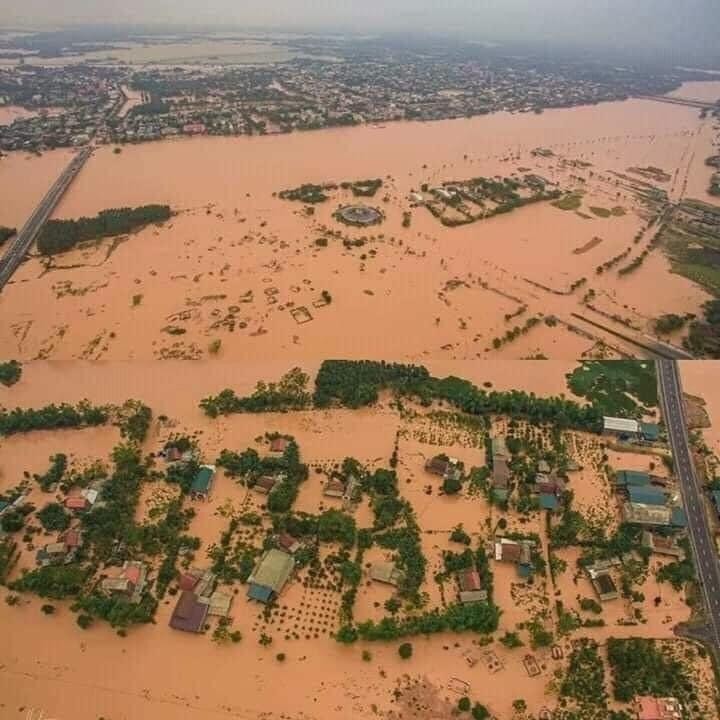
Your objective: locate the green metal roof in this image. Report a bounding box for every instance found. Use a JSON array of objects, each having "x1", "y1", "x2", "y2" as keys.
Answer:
[
  {"x1": 191, "y1": 466, "x2": 214, "y2": 494},
  {"x1": 628, "y1": 486, "x2": 666, "y2": 506},
  {"x1": 670, "y1": 507, "x2": 686, "y2": 528},
  {"x1": 616, "y1": 470, "x2": 651, "y2": 487},
  {"x1": 517, "y1": 563, "x2": 533, "y2": 579},
  {"x1": 640, "y1": 423, "x2": 660, "y2": 441},
  {"x1": 539, "y1": 493, "x2": 559, "y2": 511}
]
